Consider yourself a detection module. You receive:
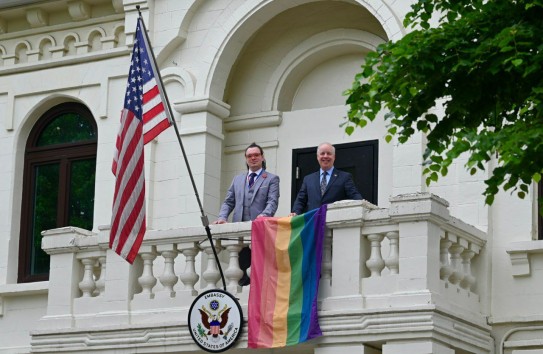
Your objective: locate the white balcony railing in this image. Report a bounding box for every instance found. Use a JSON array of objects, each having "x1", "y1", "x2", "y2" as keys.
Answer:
[{"x1": 31, "y1": 193, "x2": 493, "y2": 354}]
